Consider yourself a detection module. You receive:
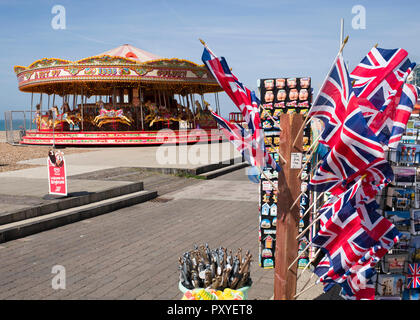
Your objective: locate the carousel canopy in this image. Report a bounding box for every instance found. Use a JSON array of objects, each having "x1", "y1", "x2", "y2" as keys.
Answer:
[
  {"x1": 98, "y1": 44, "x2": 163, "y2": 62},
  {"x1": 14, "y1": 44, "x2": 222, "y2": 96}
]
